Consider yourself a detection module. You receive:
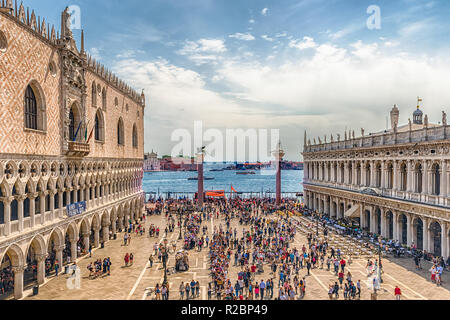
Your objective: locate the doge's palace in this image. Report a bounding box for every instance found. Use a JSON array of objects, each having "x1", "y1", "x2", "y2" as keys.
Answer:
[
  {"x1": 0, "y1": 1, "x2": 145, "y2": 299},
  {"x1": 303, "y1": 102, "x2": 449, "y2": 261}
]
